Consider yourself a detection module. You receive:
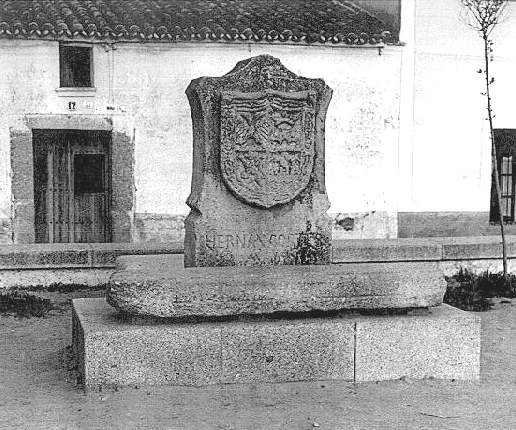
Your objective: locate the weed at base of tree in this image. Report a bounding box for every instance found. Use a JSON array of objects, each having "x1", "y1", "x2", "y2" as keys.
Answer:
[{"x1": 444, "y1": 267, "x2": 516, "y2": 311}]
